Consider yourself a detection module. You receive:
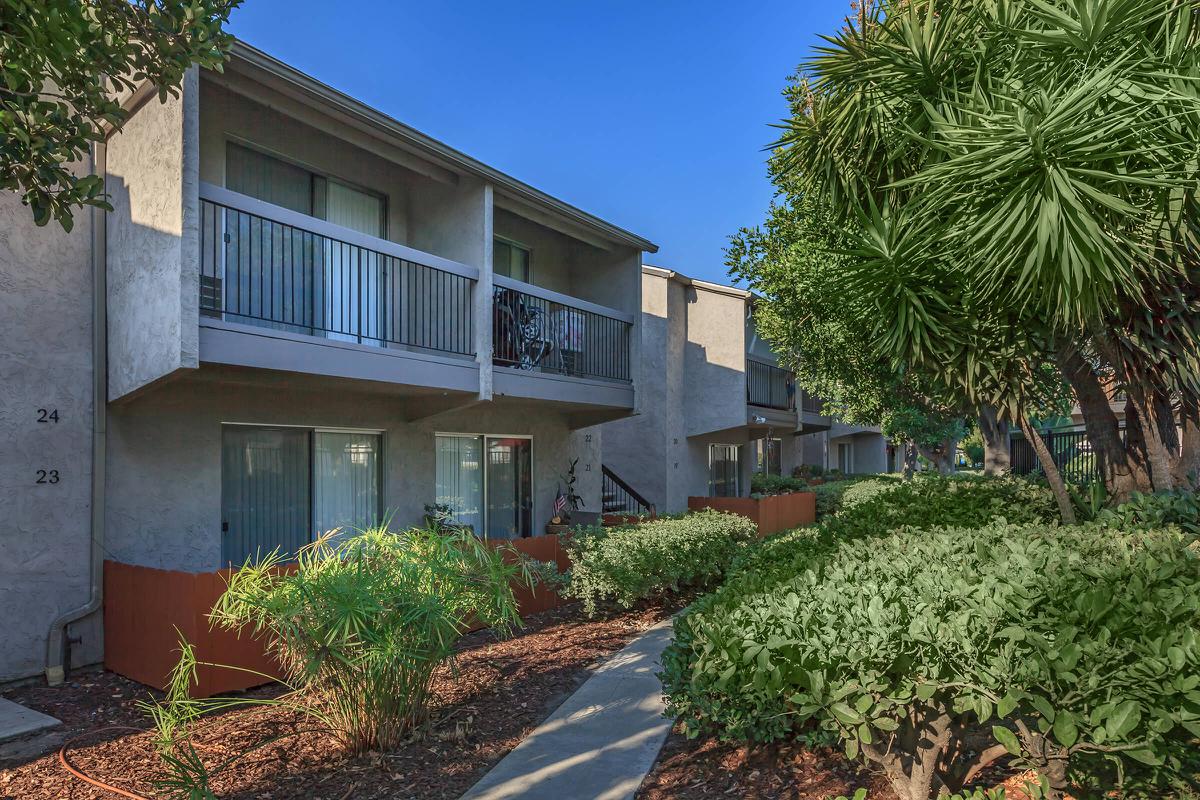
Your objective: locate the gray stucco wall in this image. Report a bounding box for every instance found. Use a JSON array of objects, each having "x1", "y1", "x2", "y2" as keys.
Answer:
[
  {"x1": 106, "y1": 374, "x2": 601, "y2": 572},
  {"x1": 0, "y1": 183, "x2": 99, "y2": 681},
  {"x1": 830, "y1": 431, "x2": 888, "y2": 474},
  {"x1": 601, "y1": 271, "x2": 676, "y2": 509},
  {"x1": 107, "y1": 69, "x2": 200, "y2": 400},
  {"x1": 684, "y1": 284, "x2": 748, "y2": 438}
]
